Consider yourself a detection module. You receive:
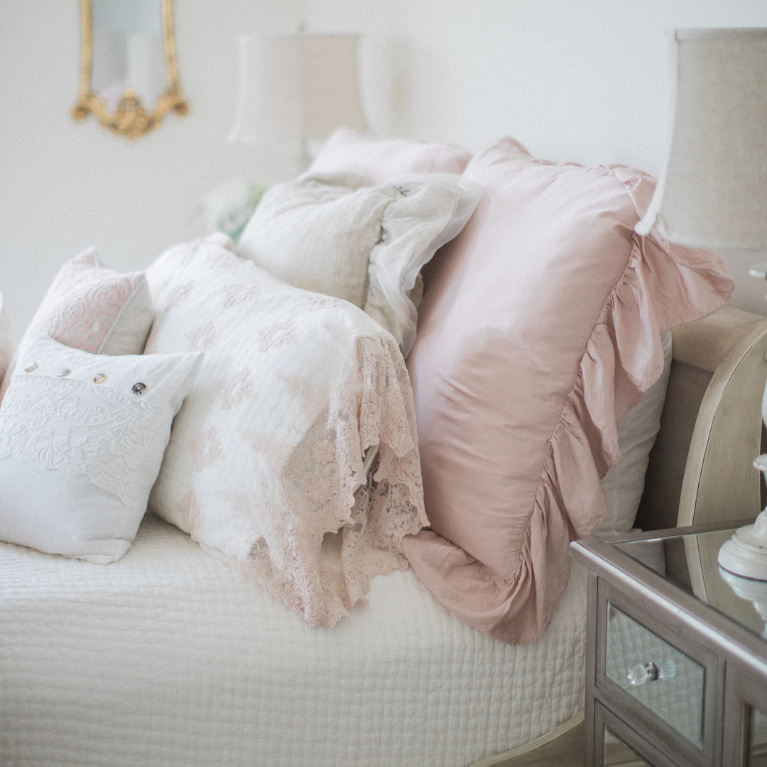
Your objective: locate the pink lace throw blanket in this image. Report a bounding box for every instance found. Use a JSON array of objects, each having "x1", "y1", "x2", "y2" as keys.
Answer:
[{"x1": 145, "y1": 236, "x2": 427, "y2": 628}]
